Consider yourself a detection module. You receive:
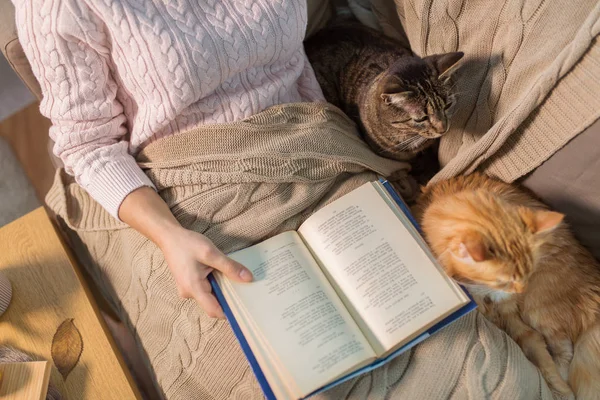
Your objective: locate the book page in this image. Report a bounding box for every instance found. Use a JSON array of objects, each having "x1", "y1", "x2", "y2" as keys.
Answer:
[
  {"x1": 224, "y1": 231, "x2": 376, "y2": 397},
  {"x1": 216, "y1": 275, "x2": 300, "y2": 399},
  {"x1": 298, "y1": 183, "x2": 466, "y2": 354},
  {"x1": 373, "y1": 183, "x2": 468, "y2": 301}
]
